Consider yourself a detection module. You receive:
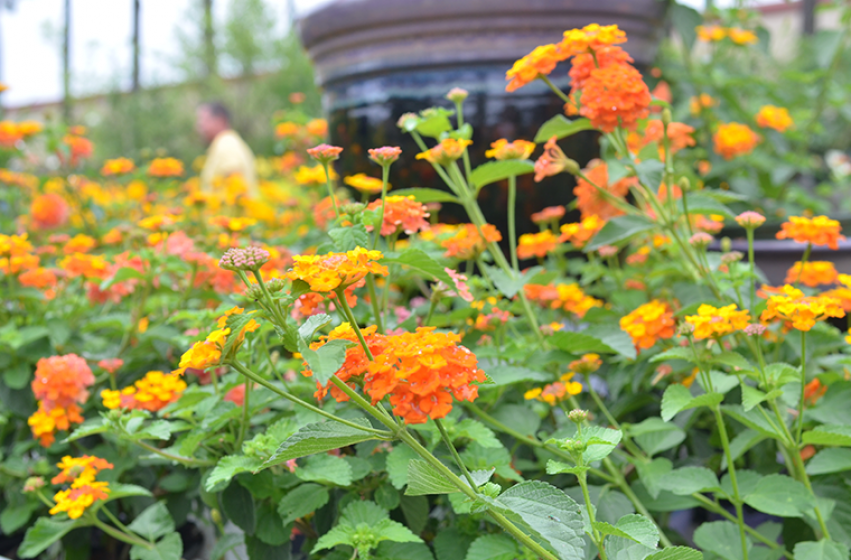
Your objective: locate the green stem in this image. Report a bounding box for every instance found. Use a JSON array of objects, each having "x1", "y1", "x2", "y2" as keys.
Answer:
[
  {"x1": 746, "y1": 229, "x2": 756, "y2": 313},
  {"x1": 335, "y1": 288, "x2": 374, "y2": 361},
  {"x1": 690, "y1": 494, "x2": 793, "y2": 558},
  {"x1": 372, "y1": 165, "x2": 390, "y2": 250},
  {"x1": 797, "y1": 331, "x2": 807, "y2": 445},
  {"x1": 322, "y1": 161, "x2": 339, "y2": 218},
  {"x1": 229, "y1": 361, "x2": 390, "y2": 436},
  {"x1": 89, "y1": 515, "x2": 153, "y2": 549},
  {"x1": 434, "y1": 418, "x2": 477, "y2": 488},
  {"x1": 713, "y1": 405, "x2": 749, "y2": 560},
  {"x1": 577, "y1": 471, "x2": 608, "y2": 560},
  {"x1": 538, "y1": 74, "x2": 572, "y2": 104},
  {"x1": 250, "y1": 270, "x2": 288, "y2": 328},
  {"x1": 366, "y1": 274, "x2": 385, "y2": 334},
  {"x1": 454, "y1": 100, "x2": 473, "y2": 183},
  {"x1": 236, "y1": 380, "x2": 250, "y2": 451},
  {"x1": 507, "y1": 174, "x2": 519, "y2": 271},
  {"x1": 424, "y1": 296, "x2": 438, "y2": 327},
  {"x1": 585, "y1": 375, "x2": 619, "y2": 429},
  {"x1": 794, "y1": 243, "x2": 812, "y2": 289},
  {"x1": 130, "y1": 439, "x2": 217, "y2": 467}
]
